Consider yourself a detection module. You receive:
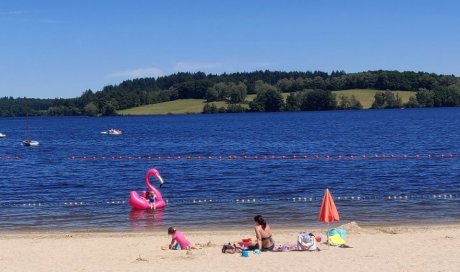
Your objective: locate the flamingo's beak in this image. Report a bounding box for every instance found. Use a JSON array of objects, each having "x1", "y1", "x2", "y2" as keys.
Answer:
[{"x1": 158, "y1": 175, "x2": 164, "y2": 188}]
